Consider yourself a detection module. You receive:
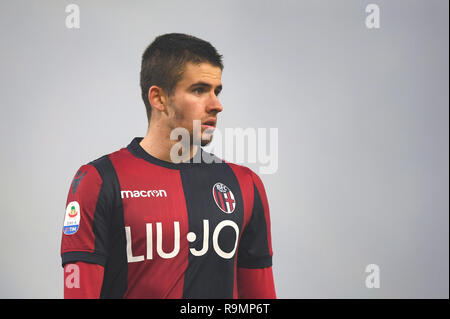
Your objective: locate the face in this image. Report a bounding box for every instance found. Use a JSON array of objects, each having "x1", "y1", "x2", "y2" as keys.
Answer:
[{"x1": 165, "y1": 62, "x2": 223, "y2": 146}]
